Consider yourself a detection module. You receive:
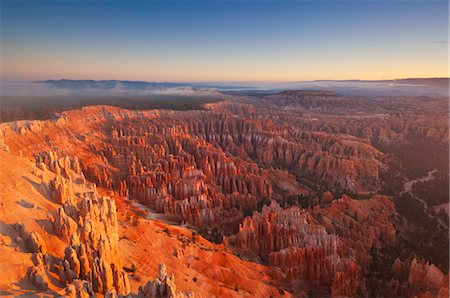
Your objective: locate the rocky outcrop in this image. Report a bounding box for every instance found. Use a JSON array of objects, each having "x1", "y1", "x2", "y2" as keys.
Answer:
[
  {"x1": 330, "y1": 261, "x2": 359, "y2": 297},
  {"x1": 13, "y1": 224, "x2": 47, "y2": 254},
  {"x1": 27, "y1": 265, "x2": 49, "y2": 291},
  {"x1": 374, "y1": 257, "x2": 449, "y2": 298},
  {"x1": 53, "y1": 206, "x2": 78, "y2": 241},
  {"x1": 310, "y1": 195, "x2": 397, "y2": 268},
  {"x1": 229, "y1": 200, "x2": 359, "y2": 295},
  {"x1": 36, "y1": 151, "x2": 82, "y2": 177},
  {"x1": 138, "y1": 264, "x2": 193, "y2": 298},
  {"x1": 36, "y1": 151, "x2": 85, "y2": 204},
  {"x1": 26, "y1": 252, "x2": 51, "y2": 292},
  {"x1": 61, "y1": 279, "x2": 95, "y2": 298},
  {"x1": 56, "y1": 196, "x2": 130, "y2": 295},
  {"x1": 233, "y1": 201, "x2": 338, "y2": 258},
  {"x1": 408, "y1": 258, "x2": 447, "y2": 294},
  {"x1": 28, "y1": 231, "x2": 48, "y2": 254},
  {"x1": 49, "y1": 176, "x2": 75, "y2": 204},
  {"x1": 229, "y1": 195, "x2": 397, "y2": 296}
]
